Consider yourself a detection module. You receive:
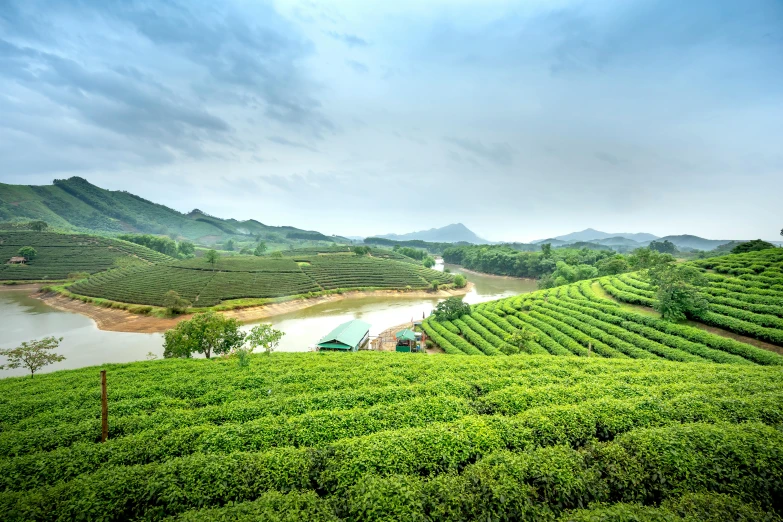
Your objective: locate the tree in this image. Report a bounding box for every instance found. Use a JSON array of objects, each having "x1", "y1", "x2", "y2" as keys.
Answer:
[
  {"x1": 731, "y1": 239, "x2": 775, "y2": 254},
  {"x1": 224, "y1": 239, "x2": 235, "y2": 251},
  {"x1": 0, "y1": 337, "x2": 64, "y2": 378},
  {"x1": 178, "y1": 241, "x2": 195, "y2": 258},
  {"x1": 270, "y1": 251, "x2": 283, "y2": 258},
  {"x1": 245, "y1": 324, "x2": 285, "y2": 356},
  {"x1": 504, "y1": 328, "x2": 536, "y2": 355},
  {"x1": 648, "y1": 264, "x2": 708, "y2": 321},
  {"x1": 163, "y1": 311, "x2": 245, "y2": 359},
  {"x1": 433, "y1": 297, "x2": 471, "y2": 321},
  {"x1": 353, "y1": 246, "x2": 371, "y2": 256},
  {"x1": 597, "y1": 255, "x2": 629, "y2": 276},
  {"x1": 422, "y1": 256, "x2": 436, "y2": 268},
  {"x1": 205, "y1": 249, "x2": 219, "y2": 269},
  {"x1": 453, "y1": 274, "x2": 467, "y2": 288},
  {"x1": 17, "y1": 246, "x2": 37, "y2": 261},
  {"x1": 431, "y1": 280, "x2": 440, "y2": 291},
  {"x1": 541, "y1": 243, "x2": 552, "y2": 258},
  {"x1": 628, "y1": 248, "x2": 674, "y2": 270},
  {"x1": 29, "y1": 221, "x2": 48, "y2": 232},
  {"x1": 163, "y1": 290, "x2": 190, "y2": 315},
  {"x1": 648, "y1": 240, "x2": 677, "y2": 254},
  {"x1": 254, "y1": 242, "x2": 267, "y2": 256}
]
